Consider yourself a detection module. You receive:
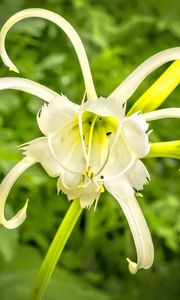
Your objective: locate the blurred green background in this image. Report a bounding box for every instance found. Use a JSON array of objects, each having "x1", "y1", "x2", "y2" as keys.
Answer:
[{"x1": 0, "y1": 0, "x2": 180, "y2": 299}]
